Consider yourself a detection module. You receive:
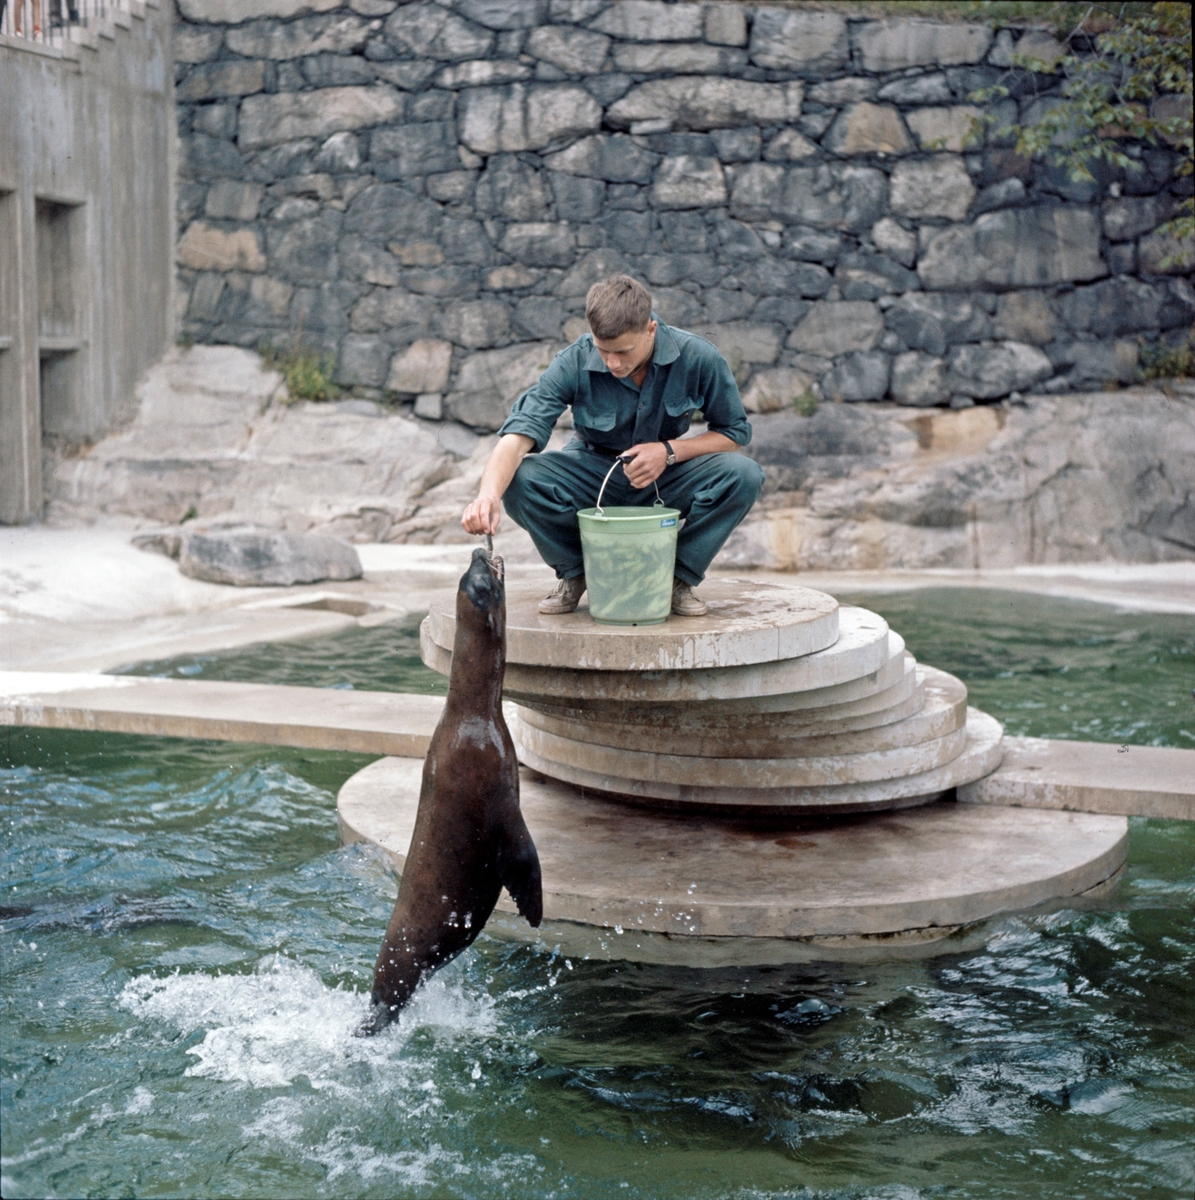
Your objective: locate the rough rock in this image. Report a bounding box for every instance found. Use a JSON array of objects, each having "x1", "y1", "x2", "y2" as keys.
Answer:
[
  {"x1": 854, "y1": 20, "x2": 992, "y2": 72},
  {"x1": 456, "y1": 0, "x2": 544, "y2": 30},
  {"x1": 1138, "y1": 232, "x2": 1194, "y2": 276},
  {"x1": 747, "y1": 9, "x2": 848, "y2": 73},
  {"x1": 705, "y1": 3, "x2": 748, "y2": 47},
  {"x1": 886, "y1": 293, "x2": 992, "y2": 357},
  {"x1": 588, "y1": 1, "x2": 704, "y2": 42},
  {"x1": 174, "y1": 25, "x2": 225, "y2": 61},
  {"x1": 836, "y1": 251, "x2": 919, "y2": 298},
  {"x1": 994, "y1": 292, "x2": 1058, "y2": 345},
  {"x1": 458, "y1": 84, "x2": 601, "y2": 154},
  {"x1": 946, "y1": 341, "x2": 1053, "y2": 399},
  {"x1": 823, "y1": 352, "x2": 891, "y2": 402},
  {"x1": 544, "y1": 134, "x2": 659, "y2": 184},
  {"x1": 613, "y1": 43, "x2": 745, "y2": 75},
  {"x1": 607, "y1": 78, "x2": 804, "y2": 132},
  {"x1": 440, "y1": 300, "x2": 510, "y2": 349},
  {"x1": 179, "y1": 528, "x2": 363, "y2": 586},
  {"x1": 822, "y1": 103, "x2": 912, "y2": 156},
  {"x1": 384, "y1": 2, "x2": 494, "y2": 59},
  {"x1": 178, "y1": 223, "x2": 266, "y2": 273},
  {"x1": 526, "y1": 25, "x2": 610, "y2": 74},
  {"x1": 875, "y1": 73, "x2": 952, "y2": 105},
  {"x1": 693, "y1": 323, "x2": 782, "y2": 367},
  {"x1": 763, "y1": 130, "x2": 819, "y2": 162},
  {"x1": 871, "y1": 217, "x2": 917, "y2": 267},
  {"x1": 557, "y1": 249, "x2": 631, "y2": 297},
  {"x1": 238, "y1": 87, "x2": 402, "y2": 149},
  {"x1": 370, "y1": 122, "x2": 460, "y2": 179},
  {"x1": 225, "y1": 13, "x2": 371, "y2": 59},
  {"x1": 178, "y1": 0, "x2": 340, "y2": 24},
  {"x1": 337, "y1": 335, "x2": 390, "y2": 387},
  {"x1": 918, "y1": 207, "x2": 1106, "y2": 289},
  {"x1": 905, "y1": 106, "x2": 984, "y2": 153},
  {"x1": 434, "y1": 59, "x2": 533, "y2": 87},
  {"x1": 782, "y1": 165, "x2": 888, "y2": 233},
  {"x1": 177, "y1": 60, "x2": 267, "y2": 102},
  {"x1": 890, "y1": 351, "x2": 949, "y2": 406},
  {"x1": 972, "y1": 177, "x2": 1026, "y2": 215},
  {"x1": 500, "y1": 222, "x2": 575, "y2": 267},
  {"x1": 445, "y1": 341, "x2": 563, "y2": 430},
  {"x1": 889, "y1": 155, "x2": 975, "y2": 221},
  {"x1": 1101, "y1": 194, "x2": 1175, "y2": 241},
  {"x1": 741, "y1": 368, "x2": 814, "y2": 413},
  {"x1": 1055, "y1": 276, "x2": 1175, "y2": 338},
  {"x1": 387, "y1": 339, "x2": 453, "y2": 394},
  {"x1": 651, "y1": 156, "x2": 728, "y2": 209},
  {"x1": 788, "y1": 301, "x2": 884, "y2": 356},
  {"x1": 1063, "y1": 340, "x2": 1139, "y2": 388},
  {"x1": 204, "y1": 181, "x2": 265, "y2": 222}
]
